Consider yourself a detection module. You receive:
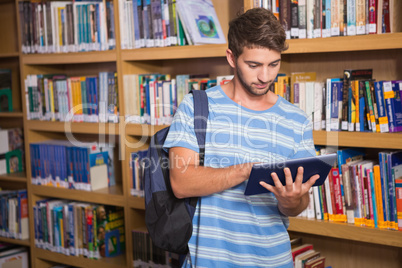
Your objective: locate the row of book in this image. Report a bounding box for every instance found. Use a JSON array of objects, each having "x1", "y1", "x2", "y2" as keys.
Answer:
[
  {"x1": 291, "y1": 239, "x2": 327, "y2": 268},
  {"x1": 25, "y1": 72, "x2": 119, "y2": 123},
  {"x1": 282, "y1": 70, "x2": 402, "y2": 133},
  {"x1": 130, "y1": 150, "x2": 147, "y2": 197},
  {"x1": 0, "y1": 69, "x2": 13, "y2": 112},
  {"x1": 34, "y1": 200, "x2": 125, "y2": 259},
  {"x1": 120, "y1": 0, "x2": 225, "y2": 50},
  {"x1": 18, "y1": 1, "x2": 116, "y2": 54},
  {"x1": 0, "y1": 243, "x2": 29, "y2": 268},
  {"x1": 132, "y1": 229, "x2": 179, "y2": 267},
  {"x1": 0, "y1": 128, "x2": 24, "y2": 175},
  {"x1": 123, "y1": 73, "x2": 232, "y2": 125},
  {"x1": 0, "y1": 189, "x2": 29, "y2": 240},
  {"x1": 29, "y1": 141, "x2": 115, "y2": 191},
  {"x1": 299, "y1": 147, "x2": 402, "y2": 231},
  {"x1": 253, "y1": 0, "x2": 402, "y2": 39}
]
